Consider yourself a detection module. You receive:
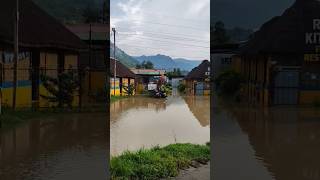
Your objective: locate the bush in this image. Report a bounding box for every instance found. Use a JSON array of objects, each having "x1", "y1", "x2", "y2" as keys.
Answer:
[
  {"x1": 110, "y1": 143, "x2": 210, "y2": 179},
  {"x1": 177, "y1": 83, "x2": 186, "y2": 94},
  {"x1": 215, "y1": 70, "x2": 244, "y2": 97}
]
